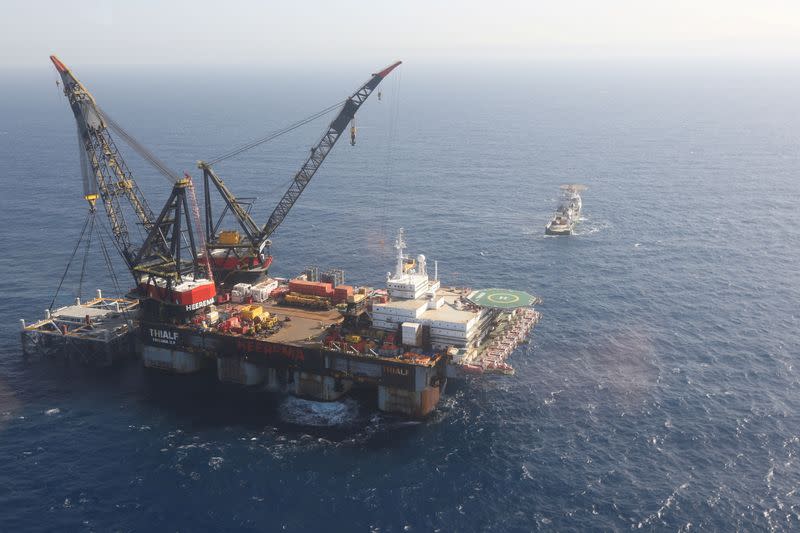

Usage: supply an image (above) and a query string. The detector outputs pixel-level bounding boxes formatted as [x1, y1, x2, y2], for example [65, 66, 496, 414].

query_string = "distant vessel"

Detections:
[545, 185, 586, 235]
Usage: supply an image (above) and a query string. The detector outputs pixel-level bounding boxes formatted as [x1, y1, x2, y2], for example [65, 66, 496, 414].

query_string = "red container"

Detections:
[271, 287, 289, 298]
[140, 280, 216, 307]
[289, 279, 334, 297]
[210, 254, 272, 270]
[172, 281, 216, 306]
[333, 285, 353, 303]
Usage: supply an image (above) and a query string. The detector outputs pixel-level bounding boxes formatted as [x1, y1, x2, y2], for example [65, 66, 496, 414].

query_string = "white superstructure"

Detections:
[371, 229, 492, 351]
[385, 229, 440, 300]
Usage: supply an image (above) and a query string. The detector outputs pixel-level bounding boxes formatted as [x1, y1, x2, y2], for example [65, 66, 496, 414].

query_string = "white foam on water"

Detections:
[521, 463, 534, 480]
[635, 482, 689, 528]
[278, 396, 358, 427]
[44, 408, 60, 416]
[208, 456, 224, 470]
[572, 217, 610, 236]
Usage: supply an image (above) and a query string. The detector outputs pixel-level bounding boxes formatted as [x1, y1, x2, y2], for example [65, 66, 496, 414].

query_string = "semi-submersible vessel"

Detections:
[19, 56, 540, 417]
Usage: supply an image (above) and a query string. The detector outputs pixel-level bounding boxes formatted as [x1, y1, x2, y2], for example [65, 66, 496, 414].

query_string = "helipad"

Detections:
[467, 288, 538, 309]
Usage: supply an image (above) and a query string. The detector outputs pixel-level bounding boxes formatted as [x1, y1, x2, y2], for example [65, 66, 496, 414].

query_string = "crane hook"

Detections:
[350, 119, 356, 146]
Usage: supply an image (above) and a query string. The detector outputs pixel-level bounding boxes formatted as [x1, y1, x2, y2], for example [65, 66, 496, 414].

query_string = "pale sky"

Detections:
[2, 0, 799, 67]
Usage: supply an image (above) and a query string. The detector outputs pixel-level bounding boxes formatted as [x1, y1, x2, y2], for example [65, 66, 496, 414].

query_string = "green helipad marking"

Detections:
[467, 288, 538, 309]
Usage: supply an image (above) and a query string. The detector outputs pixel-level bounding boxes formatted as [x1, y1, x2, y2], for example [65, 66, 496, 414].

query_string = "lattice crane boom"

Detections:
[50, 55, 156, 270]
[197, 61, 401, 279]
[258, 61, 401, 248]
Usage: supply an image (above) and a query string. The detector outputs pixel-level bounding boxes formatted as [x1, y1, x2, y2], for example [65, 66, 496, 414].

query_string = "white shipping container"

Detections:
[253, 279, 279, 291]
[233, 283, 252, 296]
[250, 279, 279, 302]
[402, 322, 422, 347]
[250, 288, 269, 302]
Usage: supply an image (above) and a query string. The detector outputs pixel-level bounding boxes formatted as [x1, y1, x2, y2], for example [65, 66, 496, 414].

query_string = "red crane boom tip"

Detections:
[50, 55, 68, 73]
[374, 60, 402, 79]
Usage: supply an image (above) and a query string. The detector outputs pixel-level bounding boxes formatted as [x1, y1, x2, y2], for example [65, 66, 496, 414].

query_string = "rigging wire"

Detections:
[95, 216, 134, 326]
[186, 177, 214, 282]
[380, 68, 402, 256]
[48, 207, 132, 322]
[94, 204, 132, 285]
[98, 107, 180, 183]
[78, 213, 96, 300]
[49, 211, 93, 310]
[206, 99, 346, 165]
[96, 215, 130, 297]
[95, 107, 176, 247]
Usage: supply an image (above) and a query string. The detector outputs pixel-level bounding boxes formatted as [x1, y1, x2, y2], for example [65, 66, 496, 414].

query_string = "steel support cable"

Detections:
[97, 107, 179, 183]
[78, 213, 96, 300]
[96, 216, 128, 296]
[380, 70, 402, 255]
[50, 211, 93, 310]
[186, 178, 214, 282]
[96, 209, 134, 284]
[206, 100, 346, 165]
[95, 217, 130, 322]
[95, 216, 136, 329]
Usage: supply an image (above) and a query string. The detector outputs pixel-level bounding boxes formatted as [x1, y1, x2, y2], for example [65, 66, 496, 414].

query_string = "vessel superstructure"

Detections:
[545, 184, 586, 235]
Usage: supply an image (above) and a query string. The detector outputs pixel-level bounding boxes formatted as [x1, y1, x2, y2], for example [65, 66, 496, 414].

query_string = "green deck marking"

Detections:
[467, 288, 538, 309]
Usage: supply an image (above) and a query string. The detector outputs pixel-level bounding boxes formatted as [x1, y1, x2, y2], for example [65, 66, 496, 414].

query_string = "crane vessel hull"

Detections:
[33, 56, 541, 417]
[132, 269, 540, 417]
[23, 250, 540, 417]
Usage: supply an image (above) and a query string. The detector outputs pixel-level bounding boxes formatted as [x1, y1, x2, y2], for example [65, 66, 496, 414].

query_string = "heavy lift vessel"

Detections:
[21, 56, 541, 417]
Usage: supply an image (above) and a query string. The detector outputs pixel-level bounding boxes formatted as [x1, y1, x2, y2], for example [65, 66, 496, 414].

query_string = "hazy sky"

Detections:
[2, 0, 799, 67]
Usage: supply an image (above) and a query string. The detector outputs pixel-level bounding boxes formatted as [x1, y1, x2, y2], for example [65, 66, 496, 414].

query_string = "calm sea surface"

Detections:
[0, 61, 799, 531]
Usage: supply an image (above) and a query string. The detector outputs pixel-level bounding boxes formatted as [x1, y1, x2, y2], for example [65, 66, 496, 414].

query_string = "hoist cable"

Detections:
[49, 210, 93, 311]
[206, 100, 345, 165]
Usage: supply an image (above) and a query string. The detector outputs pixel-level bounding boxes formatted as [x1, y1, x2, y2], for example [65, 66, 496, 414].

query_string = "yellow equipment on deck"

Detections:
[218, 230, 241, 245]
[284, 292, 331, 309]
[347, 293, 366, 304]
[240, 305, 265, 321]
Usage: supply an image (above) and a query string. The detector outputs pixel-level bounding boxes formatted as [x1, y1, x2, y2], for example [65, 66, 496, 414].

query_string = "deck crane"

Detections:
[50, 55, 157, 270]
[197, 61, 401, 286]
[51, 56, 215, 313]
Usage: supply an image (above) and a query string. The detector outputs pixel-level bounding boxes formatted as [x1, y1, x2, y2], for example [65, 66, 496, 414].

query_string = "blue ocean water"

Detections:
[0, 61, 799, 531]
